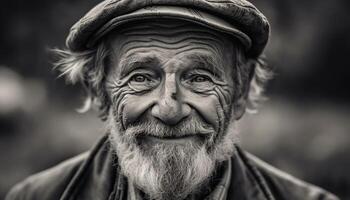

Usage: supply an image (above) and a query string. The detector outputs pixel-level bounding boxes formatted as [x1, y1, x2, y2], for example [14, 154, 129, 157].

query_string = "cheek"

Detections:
[213, 86, 234, 117]
[118, 92, 156, 128]
[108, 76, 157, 129]
[109, 86, 133, 129]
[184, 86, 233, 132]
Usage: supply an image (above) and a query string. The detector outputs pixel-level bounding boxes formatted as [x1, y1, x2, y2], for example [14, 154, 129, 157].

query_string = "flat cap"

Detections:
[66, 0, 270, 58]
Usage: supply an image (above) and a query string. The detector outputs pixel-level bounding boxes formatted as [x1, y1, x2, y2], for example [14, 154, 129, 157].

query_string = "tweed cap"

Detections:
[66, 0, 270, 58]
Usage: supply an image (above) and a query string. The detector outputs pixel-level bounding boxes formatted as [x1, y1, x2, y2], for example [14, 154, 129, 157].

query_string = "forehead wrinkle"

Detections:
[119, 39, 153, 51]
[188, 41, 222, 56]
[121, 39, 220, 53]
[123, 44, 197, 54]
[118, 36, 225, 57]
[123, 48, 163, 59]
[173, 46, 217, 57]
[110, 21, 230, 54]
[148, 36, 224, 46]
[120, 35, 225, 46]
[124, 45, 217, 61]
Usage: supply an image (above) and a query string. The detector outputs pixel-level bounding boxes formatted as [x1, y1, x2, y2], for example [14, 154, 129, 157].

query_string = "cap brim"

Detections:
[87, 6, 252, 50]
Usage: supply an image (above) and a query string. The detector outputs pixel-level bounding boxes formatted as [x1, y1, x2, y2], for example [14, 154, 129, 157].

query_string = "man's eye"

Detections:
[127, 73, 159, 92]
[131, 75, 149, 82]
[191, 75, 211, 83]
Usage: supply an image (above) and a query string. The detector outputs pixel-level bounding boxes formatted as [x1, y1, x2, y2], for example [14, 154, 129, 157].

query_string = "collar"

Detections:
[60, 134, 275, 200]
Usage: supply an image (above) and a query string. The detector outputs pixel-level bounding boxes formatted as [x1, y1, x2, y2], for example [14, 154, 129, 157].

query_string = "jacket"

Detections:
[6, 134, 339, 200]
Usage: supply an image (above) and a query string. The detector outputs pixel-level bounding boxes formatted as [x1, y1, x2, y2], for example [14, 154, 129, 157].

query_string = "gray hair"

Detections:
[53, 41, 273, 120]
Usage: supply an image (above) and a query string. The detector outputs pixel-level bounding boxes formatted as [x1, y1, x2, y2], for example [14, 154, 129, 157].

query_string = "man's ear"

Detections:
[233, 95, 247, 120]
[232, 61, 254, 120]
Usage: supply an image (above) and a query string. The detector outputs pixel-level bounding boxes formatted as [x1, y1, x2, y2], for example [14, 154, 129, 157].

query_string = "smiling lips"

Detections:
[140, 134, 206, 144]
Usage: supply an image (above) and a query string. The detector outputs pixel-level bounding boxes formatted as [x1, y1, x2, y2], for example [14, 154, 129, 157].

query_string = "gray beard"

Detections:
[107, 112, 238, 200]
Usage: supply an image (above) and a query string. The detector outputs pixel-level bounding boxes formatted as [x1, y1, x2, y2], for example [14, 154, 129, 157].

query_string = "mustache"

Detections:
[124, 115, 215, 138]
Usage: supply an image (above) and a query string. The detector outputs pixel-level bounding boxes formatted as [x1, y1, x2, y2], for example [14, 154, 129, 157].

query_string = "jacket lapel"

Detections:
[60, 135, 125, 200]
[227, 146, 275, 200]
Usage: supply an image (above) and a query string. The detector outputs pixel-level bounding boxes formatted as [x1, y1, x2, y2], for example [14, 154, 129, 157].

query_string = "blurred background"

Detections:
[0, 0, 349, 199]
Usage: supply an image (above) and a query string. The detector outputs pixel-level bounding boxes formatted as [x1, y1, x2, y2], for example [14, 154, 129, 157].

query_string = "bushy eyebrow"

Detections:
[118, 52, 225, 78]
[184, 53, 224, 77]
[119, 54, 160, 77]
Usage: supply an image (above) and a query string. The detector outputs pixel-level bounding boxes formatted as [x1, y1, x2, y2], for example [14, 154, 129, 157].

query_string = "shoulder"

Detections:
[5, 152, 89, 200]
[245, 153, 339, 200]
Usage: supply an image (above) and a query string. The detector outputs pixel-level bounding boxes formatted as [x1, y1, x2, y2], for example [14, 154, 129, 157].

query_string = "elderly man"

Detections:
[6, 0, 339, 200]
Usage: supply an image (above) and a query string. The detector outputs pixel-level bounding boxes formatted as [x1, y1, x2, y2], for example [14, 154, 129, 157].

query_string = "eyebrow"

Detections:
[184, 53, 224, 77]
[118, 52, 224, 78]
[119, 54, 160, 77]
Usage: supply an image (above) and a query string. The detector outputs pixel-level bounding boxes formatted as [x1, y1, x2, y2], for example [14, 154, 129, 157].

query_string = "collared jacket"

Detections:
[6, 134, 339, 200]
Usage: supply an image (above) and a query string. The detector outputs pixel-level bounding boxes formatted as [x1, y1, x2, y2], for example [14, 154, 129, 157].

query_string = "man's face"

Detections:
[106, 20, 242, 200]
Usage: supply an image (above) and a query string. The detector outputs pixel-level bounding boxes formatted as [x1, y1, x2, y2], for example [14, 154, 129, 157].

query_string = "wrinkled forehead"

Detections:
[106, 19, 237, 63]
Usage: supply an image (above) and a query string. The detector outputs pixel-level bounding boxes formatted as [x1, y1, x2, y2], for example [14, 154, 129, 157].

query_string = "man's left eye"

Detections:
[131, 75, 149, 82]
[191, 75, 211, 83]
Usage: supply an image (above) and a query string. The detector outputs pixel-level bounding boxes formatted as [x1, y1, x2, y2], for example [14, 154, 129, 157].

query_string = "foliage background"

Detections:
[0, 0, 349, 199]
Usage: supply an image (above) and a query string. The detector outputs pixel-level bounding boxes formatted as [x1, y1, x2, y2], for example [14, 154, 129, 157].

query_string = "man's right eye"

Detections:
[128, 73, 159, 92]
[131, 74, 149, 83]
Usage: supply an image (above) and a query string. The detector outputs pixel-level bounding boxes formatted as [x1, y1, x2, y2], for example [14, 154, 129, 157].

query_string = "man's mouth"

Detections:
[139, 134, 205, 145]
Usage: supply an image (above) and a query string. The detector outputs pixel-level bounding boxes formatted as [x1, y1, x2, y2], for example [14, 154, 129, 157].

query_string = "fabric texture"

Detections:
[5, 134, 339, 200]
[66, 0, 270, 58]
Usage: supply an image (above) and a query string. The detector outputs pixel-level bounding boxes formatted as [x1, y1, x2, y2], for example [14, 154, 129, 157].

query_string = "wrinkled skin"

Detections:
[105, 20, 246, 200]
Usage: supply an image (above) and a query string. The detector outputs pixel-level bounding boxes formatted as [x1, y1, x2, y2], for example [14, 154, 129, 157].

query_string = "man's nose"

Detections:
[151, 74, 191, 125]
